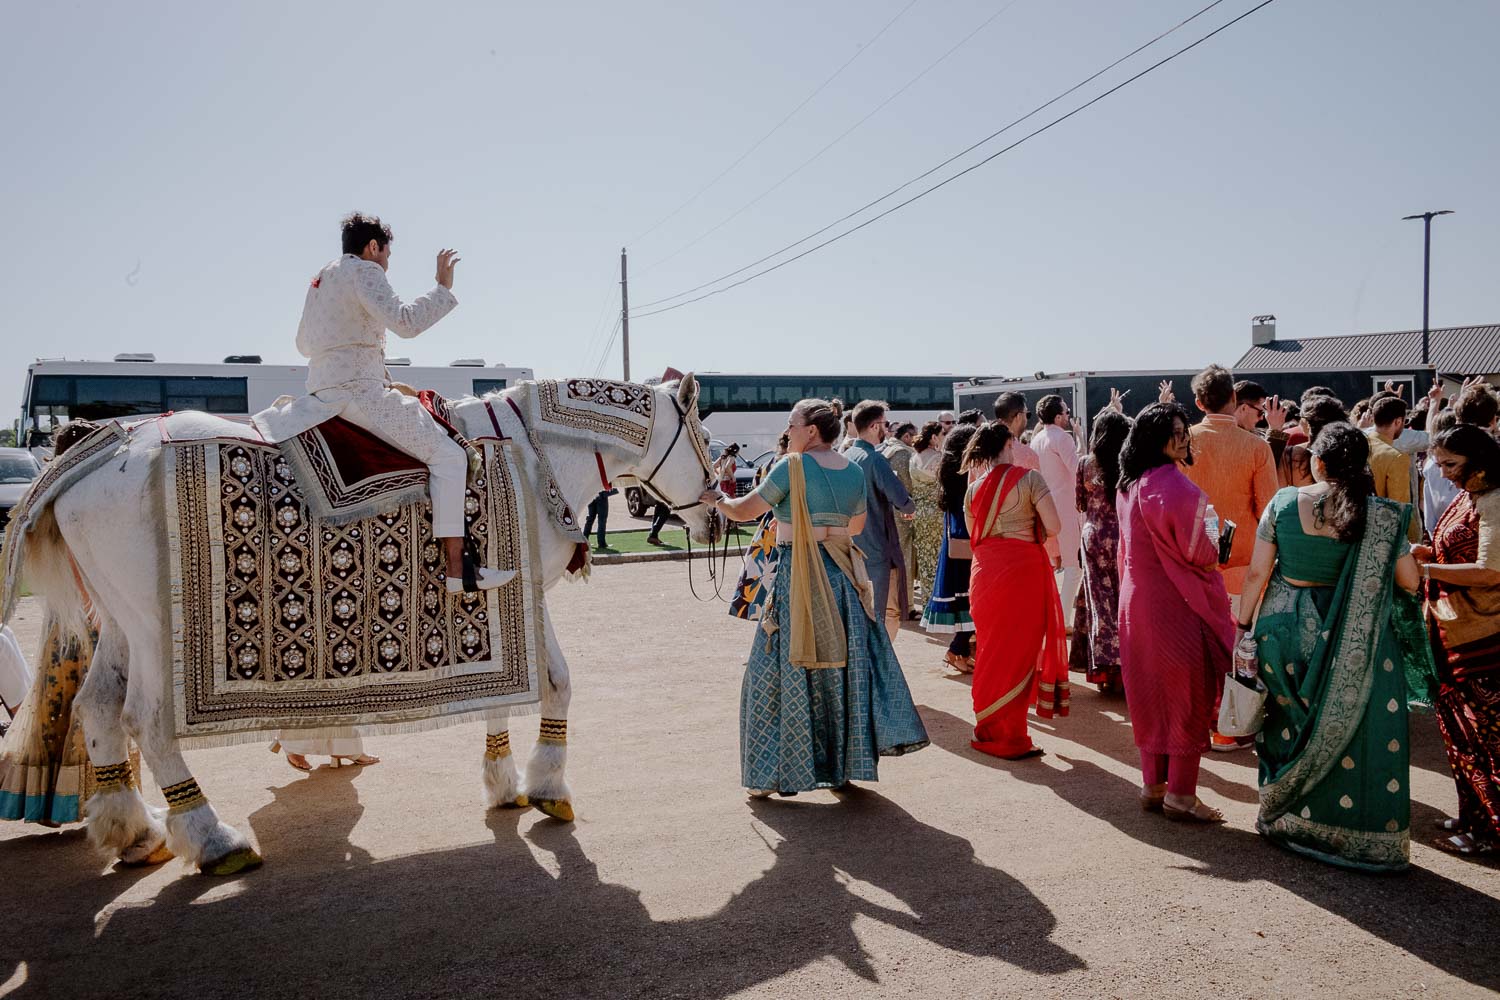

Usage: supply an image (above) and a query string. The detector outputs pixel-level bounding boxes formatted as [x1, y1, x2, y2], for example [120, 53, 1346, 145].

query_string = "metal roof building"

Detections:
[1235, 322, 1500, 376]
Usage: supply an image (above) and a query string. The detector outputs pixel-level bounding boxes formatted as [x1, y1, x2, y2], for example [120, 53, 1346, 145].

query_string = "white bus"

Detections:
[17, 354, 534, 452]
[691, 372, 978, 463]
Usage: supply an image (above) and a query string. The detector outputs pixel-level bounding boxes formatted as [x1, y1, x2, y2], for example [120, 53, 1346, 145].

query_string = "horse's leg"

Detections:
[75, 619, 170, 866]
[524, 612, 573, 822]
[119, 620, 260, 875]
[481, 711, 527, 809]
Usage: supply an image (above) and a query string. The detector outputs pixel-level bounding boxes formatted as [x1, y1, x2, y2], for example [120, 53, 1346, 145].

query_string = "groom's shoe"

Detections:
[446, 567, 515, 594]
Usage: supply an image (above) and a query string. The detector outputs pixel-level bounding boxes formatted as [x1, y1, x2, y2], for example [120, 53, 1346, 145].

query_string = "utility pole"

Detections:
[619, 247, 631, 382]
[1401, 210, 1453, 366]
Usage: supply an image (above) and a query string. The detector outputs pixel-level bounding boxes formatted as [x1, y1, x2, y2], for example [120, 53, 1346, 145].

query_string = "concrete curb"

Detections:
[591, 546, 750, 566]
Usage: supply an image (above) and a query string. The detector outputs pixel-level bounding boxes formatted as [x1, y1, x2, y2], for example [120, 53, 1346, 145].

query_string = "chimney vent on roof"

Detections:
[1252, 315, 1277, 347]
[450, 358, 485, 367]
[223, 355, 262, 364]
[114, 352, 156, 363]
[385, 357, 412, 366]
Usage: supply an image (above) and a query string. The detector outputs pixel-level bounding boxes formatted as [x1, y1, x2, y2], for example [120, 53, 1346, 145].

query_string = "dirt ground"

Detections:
[2, 562, 1498, 999]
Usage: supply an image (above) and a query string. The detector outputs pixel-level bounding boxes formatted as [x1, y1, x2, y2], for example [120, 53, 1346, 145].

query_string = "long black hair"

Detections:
[1118, 403, 1189, 493]
[1308, 422, 1372, 543]
[1088, 410, 1133, 498]
[938, 424, 978, 513]
[960, 422, 1013, 474]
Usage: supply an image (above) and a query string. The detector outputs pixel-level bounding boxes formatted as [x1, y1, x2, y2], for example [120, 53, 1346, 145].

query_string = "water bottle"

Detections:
[1204, 503, 1220, 547]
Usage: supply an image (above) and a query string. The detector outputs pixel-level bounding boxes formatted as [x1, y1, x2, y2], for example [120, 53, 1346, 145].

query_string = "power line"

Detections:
[632, 0, 1236, 314]
[627, 0, 919, 249]
[578, 278, 622, 373]
[639, 0, 1026, 275]
[593, 314, 623, 377]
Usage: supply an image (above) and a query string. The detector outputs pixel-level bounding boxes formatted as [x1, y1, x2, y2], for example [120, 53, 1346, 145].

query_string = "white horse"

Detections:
[12, 376, 716, 874]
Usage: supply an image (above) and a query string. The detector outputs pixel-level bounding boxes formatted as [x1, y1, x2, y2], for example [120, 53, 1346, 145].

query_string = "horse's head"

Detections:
[629, 374, 717, 544]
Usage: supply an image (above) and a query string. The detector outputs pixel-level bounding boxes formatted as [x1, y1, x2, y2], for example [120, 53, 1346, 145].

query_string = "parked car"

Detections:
[624, 440, 757, 518]
[0, 448, 42, 539]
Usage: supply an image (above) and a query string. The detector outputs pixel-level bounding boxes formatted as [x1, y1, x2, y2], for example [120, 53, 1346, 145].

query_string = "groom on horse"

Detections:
[295, 212, 510, 593]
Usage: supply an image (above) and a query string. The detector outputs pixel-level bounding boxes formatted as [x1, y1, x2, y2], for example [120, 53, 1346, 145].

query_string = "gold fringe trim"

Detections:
[538, 718, 568, 746]
[485, 731, 512, 760]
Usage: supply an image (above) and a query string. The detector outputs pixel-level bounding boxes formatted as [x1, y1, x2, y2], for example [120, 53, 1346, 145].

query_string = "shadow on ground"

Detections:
[918, 703, 1500, 993]
[0, 783, 1083, 999]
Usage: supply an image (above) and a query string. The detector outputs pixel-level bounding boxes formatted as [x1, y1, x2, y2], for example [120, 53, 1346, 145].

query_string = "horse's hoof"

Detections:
[535, 799, 574, 822]
[119, 843, 175, 867]
[507, 794, 530, 809]
[201, 847, 263, 876]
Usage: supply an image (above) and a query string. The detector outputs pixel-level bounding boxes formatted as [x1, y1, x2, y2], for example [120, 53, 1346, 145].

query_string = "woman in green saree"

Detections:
[1238, 423, 1429, 871]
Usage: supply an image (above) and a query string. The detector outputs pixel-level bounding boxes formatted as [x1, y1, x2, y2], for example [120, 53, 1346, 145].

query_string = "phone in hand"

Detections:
[1218, 520, 1237, 565]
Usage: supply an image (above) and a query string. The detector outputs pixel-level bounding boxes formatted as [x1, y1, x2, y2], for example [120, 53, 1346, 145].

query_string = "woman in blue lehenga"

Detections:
[705, 399, 929, 796]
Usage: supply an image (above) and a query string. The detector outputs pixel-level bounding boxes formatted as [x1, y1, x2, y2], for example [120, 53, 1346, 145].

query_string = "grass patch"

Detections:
[591, 527, 689, 555]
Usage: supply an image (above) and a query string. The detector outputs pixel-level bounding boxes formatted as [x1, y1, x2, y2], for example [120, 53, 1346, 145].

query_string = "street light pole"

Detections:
[1401, 210, 1454, 366]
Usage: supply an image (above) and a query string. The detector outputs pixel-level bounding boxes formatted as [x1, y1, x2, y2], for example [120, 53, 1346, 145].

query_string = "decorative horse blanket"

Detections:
[162, 429, 543, 748]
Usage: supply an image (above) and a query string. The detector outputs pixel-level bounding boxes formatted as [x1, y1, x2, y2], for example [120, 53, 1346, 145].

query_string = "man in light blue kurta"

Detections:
[845, 401, 915, 641]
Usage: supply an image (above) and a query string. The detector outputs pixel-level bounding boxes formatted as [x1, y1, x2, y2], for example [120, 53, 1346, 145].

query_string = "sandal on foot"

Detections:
[1002, 747, 1045, 761]
[1163, 797, 1225, 824]
[285, 753, 312, 772]
[1435, 817, 1467, 833]
[943, 651, 973, 674]
[1140, 784, 1167, 813]
[747, 788, 775, 799]
[1433, 833, 1494, 856]
[329, 754, 380, 768]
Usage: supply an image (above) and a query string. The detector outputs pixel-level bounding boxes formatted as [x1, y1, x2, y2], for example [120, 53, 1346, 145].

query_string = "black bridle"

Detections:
[623, 389, 750, 601]
[627, 394, 713, 513]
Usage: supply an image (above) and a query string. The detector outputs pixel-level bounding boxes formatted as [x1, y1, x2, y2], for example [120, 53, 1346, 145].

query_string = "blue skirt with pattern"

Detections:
[740, 546, 930, 792]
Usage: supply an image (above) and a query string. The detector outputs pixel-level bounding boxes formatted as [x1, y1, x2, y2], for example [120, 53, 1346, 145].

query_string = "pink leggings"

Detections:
[1139, 751, 1202, 798]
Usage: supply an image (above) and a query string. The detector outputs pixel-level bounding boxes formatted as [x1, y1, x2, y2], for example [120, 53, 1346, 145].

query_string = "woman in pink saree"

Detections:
[1116, 403, 1234, 823]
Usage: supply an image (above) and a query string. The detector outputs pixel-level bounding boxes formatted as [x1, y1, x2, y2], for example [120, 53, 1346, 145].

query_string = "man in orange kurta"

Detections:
[1181, 366, 1279, 601]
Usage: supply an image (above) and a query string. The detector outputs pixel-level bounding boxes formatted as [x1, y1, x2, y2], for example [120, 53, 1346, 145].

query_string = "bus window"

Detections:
[471, 378, 507, 396]
[164, 377, 247, 413]
[71, 376, 161, 418]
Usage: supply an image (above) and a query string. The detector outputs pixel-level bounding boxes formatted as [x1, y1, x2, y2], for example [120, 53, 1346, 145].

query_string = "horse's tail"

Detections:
[6, 505, 92, 646]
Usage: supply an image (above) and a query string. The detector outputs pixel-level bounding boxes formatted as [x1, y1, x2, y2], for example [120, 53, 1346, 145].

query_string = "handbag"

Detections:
[1217, 673, 1267, 737]
[946, 536, 972, 560]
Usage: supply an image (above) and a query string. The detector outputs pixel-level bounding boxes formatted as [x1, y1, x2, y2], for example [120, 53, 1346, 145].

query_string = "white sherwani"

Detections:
[290, 254, 468, 536]
[1033, 423, 1083, 624]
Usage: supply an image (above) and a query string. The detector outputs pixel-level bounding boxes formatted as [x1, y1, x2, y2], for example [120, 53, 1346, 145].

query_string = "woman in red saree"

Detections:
[1417, 424, 1500, 856]
[1117, 403, 1234, 823]
[964, 423, 1068, 759]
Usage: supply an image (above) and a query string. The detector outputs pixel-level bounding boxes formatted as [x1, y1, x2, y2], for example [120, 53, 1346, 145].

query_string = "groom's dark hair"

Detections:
[341, 212, 394, 255]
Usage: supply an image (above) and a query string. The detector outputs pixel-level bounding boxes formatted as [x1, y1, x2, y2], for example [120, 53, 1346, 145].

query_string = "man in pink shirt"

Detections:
[1031, 394, 1083, 625]
[992, 392, 1041, 471]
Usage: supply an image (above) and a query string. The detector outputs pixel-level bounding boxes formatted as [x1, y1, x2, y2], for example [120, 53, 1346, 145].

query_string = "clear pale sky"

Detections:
[3, 1, 1496, 425]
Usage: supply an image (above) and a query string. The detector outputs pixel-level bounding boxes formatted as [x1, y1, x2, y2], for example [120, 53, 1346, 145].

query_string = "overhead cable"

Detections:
[627, 0, 919, 248]
[632, 0, 1242, 315]
[639, 0, 1028, 275]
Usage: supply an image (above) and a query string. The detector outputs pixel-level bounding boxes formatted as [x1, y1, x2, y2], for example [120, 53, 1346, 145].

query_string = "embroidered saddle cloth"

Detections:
[161, 431, 543, 748]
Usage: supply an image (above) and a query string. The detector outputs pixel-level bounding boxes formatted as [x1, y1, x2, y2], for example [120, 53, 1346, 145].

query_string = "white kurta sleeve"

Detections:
[351, 261, 458, 340]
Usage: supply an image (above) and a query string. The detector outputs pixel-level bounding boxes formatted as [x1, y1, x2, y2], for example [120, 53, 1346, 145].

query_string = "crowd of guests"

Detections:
[708, 371, 1500, 871]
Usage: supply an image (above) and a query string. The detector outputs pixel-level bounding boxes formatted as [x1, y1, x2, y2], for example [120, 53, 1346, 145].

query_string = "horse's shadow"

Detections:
[919, 703, 1500, 993]
[2, 787, 1083, 998]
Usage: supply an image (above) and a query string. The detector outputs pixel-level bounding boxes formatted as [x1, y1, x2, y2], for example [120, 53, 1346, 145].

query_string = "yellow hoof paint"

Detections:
[537, 799, 574, 822]
[203, 848, 263, 876]
[511, 794, 530, 809]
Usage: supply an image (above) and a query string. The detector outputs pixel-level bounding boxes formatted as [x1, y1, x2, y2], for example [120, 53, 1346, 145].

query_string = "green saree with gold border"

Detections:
[1255, 496, 1431, 872]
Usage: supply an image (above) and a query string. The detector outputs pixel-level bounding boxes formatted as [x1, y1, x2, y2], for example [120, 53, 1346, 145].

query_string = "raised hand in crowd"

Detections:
[1157, 380, 1174, 405]
[1107, 388, 1129, 413]
[1264, 395, 1287, 432]
[1383, 380, 1405, 398]
[1428, 378, 1444, 406]
[435, 248, 461, 289]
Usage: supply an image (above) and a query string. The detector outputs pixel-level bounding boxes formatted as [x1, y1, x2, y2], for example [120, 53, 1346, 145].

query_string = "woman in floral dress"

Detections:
[1074, 409, 1131, 693]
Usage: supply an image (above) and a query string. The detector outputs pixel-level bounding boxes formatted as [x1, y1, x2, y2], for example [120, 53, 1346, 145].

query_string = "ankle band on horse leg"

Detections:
[161, 777, 209, 815]
[538, 719, 567, 746]
[92, 761, 136, 794]
[485, 731, 512, 760]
